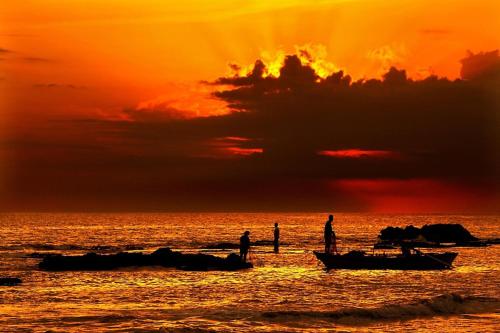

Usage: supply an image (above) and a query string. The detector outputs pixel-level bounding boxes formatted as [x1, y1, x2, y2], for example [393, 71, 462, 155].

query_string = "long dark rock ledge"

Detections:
[39, 247, 253, 271]
[0, 277, 22, 286]
[375, 223, 494, 248]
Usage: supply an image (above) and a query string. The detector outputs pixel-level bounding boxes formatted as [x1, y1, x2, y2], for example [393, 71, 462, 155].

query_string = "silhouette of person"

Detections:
[324, 215, 337, 254]
[273, 223, 280, 253]
[240, 231, 251, 262]
[401, 242, 412, 257]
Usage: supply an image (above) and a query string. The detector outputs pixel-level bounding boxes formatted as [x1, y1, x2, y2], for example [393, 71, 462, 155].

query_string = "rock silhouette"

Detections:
[0, 277, 22, 286]
[39, 247, 253, 271]
[376, 223, 489, 247]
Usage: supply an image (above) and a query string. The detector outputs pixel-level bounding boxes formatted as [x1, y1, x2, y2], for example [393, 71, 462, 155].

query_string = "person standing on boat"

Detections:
[240, 231, 251, 262]
[400, 242, 412, 257]
[324, 215, 337, 254]
[273, 223, 280, 253]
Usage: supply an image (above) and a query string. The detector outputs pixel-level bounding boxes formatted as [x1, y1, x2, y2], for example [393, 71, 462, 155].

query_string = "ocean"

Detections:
[0, 213, 498, 332]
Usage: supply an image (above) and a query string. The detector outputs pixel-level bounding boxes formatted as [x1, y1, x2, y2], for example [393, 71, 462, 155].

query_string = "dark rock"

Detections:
[379, 224, 478, 242]
[176, 253, 252, 271]
[345, 250, 366, 257]
[0, 277, 22, 286]
[151, 247, 173, 256]
[420, 224, 478, 243]
[379, 225, 422, 241]
[39, 247, 253, 271]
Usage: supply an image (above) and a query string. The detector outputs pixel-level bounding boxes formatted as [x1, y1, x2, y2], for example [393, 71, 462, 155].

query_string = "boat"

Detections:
[313, 250, 458, 270]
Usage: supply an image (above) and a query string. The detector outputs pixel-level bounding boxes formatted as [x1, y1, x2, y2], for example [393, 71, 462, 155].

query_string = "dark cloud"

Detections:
[0, 48, 56, 63]
[123, 106, 189, 121]
[21, 56, 55, 63]
[2, 51, 499, 211]
[420, 29, 451, 35]
[211, 54, 497, 180]
[33, 83, 86, 89]
[0, 47, 12, 62]
[460, 50, 500, 81]
[215, 60, 267, 86]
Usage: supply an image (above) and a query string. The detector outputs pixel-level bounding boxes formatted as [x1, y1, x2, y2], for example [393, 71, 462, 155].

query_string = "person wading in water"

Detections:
[324, 215, 337, 254]
[240, 231, 251, 262]
[273, 223, 280, 253]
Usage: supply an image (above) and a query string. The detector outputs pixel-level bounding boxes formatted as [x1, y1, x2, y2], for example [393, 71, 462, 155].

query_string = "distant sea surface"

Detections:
[0, 213, 499, 332]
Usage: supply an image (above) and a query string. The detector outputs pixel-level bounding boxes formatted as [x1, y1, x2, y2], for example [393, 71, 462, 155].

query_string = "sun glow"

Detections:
[228, 44, 340, 79]
[335, 179, 496, 213]
[319, 149, 398, 159]
[132, 83, 231, 119]
[1, 0, 499, 213]
[3, 0, 499, 122]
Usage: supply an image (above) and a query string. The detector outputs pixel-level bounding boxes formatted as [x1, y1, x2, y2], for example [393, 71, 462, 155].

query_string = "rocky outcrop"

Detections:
[0, 277, 22, 286]
[420, 224, 478, 243]
[377, 223, 487, 247]
[38, 247, 252, 271]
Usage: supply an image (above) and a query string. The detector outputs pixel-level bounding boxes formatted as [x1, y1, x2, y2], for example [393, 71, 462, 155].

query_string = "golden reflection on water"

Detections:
[0, 213, 498, 332]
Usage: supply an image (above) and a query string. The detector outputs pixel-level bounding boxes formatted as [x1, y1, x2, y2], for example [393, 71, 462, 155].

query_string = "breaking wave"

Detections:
[262, 294, 499, 324]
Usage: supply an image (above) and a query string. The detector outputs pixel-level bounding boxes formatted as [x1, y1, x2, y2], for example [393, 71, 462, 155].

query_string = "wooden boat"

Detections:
[313, 250, 458, 270]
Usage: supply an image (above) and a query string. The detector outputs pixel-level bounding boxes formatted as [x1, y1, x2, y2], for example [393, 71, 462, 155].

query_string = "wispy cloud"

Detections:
[420, 28, 451, 35]
[33, 83, 86, 89]
[21, 56, 56, 63]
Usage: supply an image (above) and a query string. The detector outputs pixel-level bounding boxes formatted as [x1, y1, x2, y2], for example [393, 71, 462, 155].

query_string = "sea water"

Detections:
[0, 213, 498, 332]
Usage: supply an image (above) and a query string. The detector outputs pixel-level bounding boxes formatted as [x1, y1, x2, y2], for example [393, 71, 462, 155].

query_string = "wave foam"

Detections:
[262, 294, 499, 324]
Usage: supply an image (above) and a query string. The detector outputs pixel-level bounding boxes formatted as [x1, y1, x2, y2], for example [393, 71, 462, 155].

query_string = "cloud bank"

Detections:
[2, 50, 499, 212]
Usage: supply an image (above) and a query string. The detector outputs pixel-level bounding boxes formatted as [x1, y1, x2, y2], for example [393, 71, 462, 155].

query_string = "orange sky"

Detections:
[2, 0, 499, 119]
[1, 1, 499, 212]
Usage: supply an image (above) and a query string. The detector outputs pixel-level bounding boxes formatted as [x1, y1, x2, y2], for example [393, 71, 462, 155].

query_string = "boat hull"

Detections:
[313, 251, 457, 270]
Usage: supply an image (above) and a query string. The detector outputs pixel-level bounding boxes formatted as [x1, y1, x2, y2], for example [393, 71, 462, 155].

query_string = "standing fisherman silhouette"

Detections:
[324, 215, 337, 254]
[273, 223, 280, 253]
[240, 231, 251, 262]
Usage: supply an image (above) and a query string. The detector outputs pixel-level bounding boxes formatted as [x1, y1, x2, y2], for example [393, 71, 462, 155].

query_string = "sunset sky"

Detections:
[1, 0, 499, 212]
